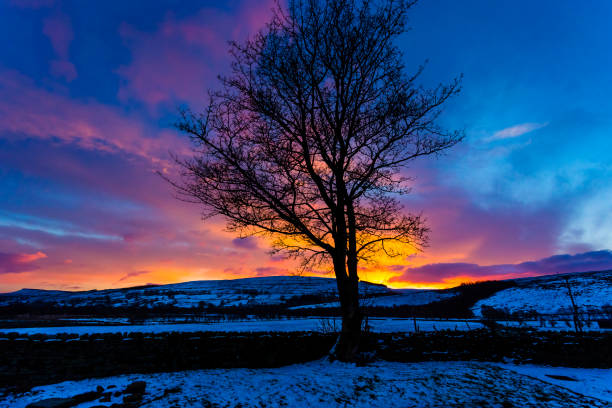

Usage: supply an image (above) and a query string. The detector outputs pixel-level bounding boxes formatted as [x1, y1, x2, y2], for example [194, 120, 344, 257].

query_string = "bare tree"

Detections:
[563, 277, 583, 334]
[170, 0, 463, 361]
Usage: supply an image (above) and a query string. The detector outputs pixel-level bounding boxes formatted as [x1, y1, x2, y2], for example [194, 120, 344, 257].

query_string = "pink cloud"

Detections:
[0, 70, 189, 163]
[43, 13, 72, 58]
[389, 250, 612, 285]
[254, 266, 291, 277]
[50, 60, 77, 82]
[0, 251, 47, 274]
[116, 26, 211, 108]
[15, 251, 47, 263]
[399, 162, 562, 267]
[116, 1, 276, 109]
[42, 13, 77, 81]
[232, 236, 259, 250]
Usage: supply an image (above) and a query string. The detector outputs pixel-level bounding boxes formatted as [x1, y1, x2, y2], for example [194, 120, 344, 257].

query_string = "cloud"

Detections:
[0, 70, 188, 162]
[42, 12, 77, 81]
[116, 1, 275, 109]
[0, 211, 124, 242]
[485, 122, 548, 142]
[390, 250, 612, 285]
[0, 251, 47, 274]
[14, 251, 47, 263]
[43, 13, 72, 58]
[559, 185, 612, 252]
[400, 178, 564, 266]
[254, 266, 290, 277]
[232, 237, 259, 250]
[117, 269, 151, 282]
[49, 60, 77, 82]
[116, 21, 211, 109]
[444, 111, 612, 219]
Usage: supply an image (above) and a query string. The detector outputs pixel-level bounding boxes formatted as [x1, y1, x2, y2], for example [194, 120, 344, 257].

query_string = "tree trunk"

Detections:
[332, 259, 362, 361]
[330, 176, 362, 361]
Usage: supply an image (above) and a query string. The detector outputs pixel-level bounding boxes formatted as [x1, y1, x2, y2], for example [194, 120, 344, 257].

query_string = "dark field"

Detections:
[2, 328, 610, 395]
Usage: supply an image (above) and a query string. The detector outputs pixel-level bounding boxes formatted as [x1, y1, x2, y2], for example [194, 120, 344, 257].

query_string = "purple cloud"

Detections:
[390, 250, 612, 285]
[254, 266, 290, 277]
[232, 237, 259, 250]
[116, 1, 275, 109]
[117, 270, 151, 282]
[0, 70, 189, 162]
[43, 12, 77, 81]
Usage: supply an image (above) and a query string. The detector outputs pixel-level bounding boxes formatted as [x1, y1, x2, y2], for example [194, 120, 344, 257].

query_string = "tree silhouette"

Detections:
[171, 0, 462, 361]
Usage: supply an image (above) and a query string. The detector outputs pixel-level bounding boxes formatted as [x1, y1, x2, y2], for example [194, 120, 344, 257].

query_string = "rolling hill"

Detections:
[1, 270, 610, 319]
[472, 269, 612, 316]
[0, 276, 390, 309]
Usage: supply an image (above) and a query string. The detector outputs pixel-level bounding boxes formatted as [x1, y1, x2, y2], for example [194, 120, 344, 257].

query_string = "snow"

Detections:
[364, 291, 456, 306]
[3, 316, 608, 337]
[292, 290, 456, 309]
[2, 360, 609, 407]
[497, 363, 612, 404]
[473, 270, 612, 316]
[0, 317, 484, 336]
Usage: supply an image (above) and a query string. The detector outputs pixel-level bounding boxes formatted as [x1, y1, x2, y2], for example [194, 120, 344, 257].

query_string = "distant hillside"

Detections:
[2, 270, 610, 319]
[0, 276, 390, 310]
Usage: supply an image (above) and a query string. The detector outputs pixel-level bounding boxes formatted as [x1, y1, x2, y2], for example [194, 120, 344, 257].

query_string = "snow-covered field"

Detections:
[473, 270, 612, 316]
[3, 315, 611, 337]
[0, 317, 485, 336]
[292, 290, 456, 309]
[498, 364, 612, 404]
[3, 360, 610, 408]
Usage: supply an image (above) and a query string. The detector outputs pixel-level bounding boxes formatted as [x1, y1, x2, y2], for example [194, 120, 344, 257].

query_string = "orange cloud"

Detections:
[15, 251, 48, 263]
[0, 251, 48, 275]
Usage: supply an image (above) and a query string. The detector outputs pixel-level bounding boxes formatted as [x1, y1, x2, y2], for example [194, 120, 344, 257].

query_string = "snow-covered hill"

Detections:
[291, 289, 456, 309]
[473, 270, 612, 316]
[2, 269, 611, 316]
[0, 276, 390, 309]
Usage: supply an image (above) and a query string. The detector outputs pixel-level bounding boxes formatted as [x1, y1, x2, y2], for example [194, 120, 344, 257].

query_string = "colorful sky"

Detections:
[1, 0, 612, 292]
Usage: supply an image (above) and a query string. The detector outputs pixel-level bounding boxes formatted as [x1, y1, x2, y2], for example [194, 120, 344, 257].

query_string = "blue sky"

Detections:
[1, 0, 611, 291]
